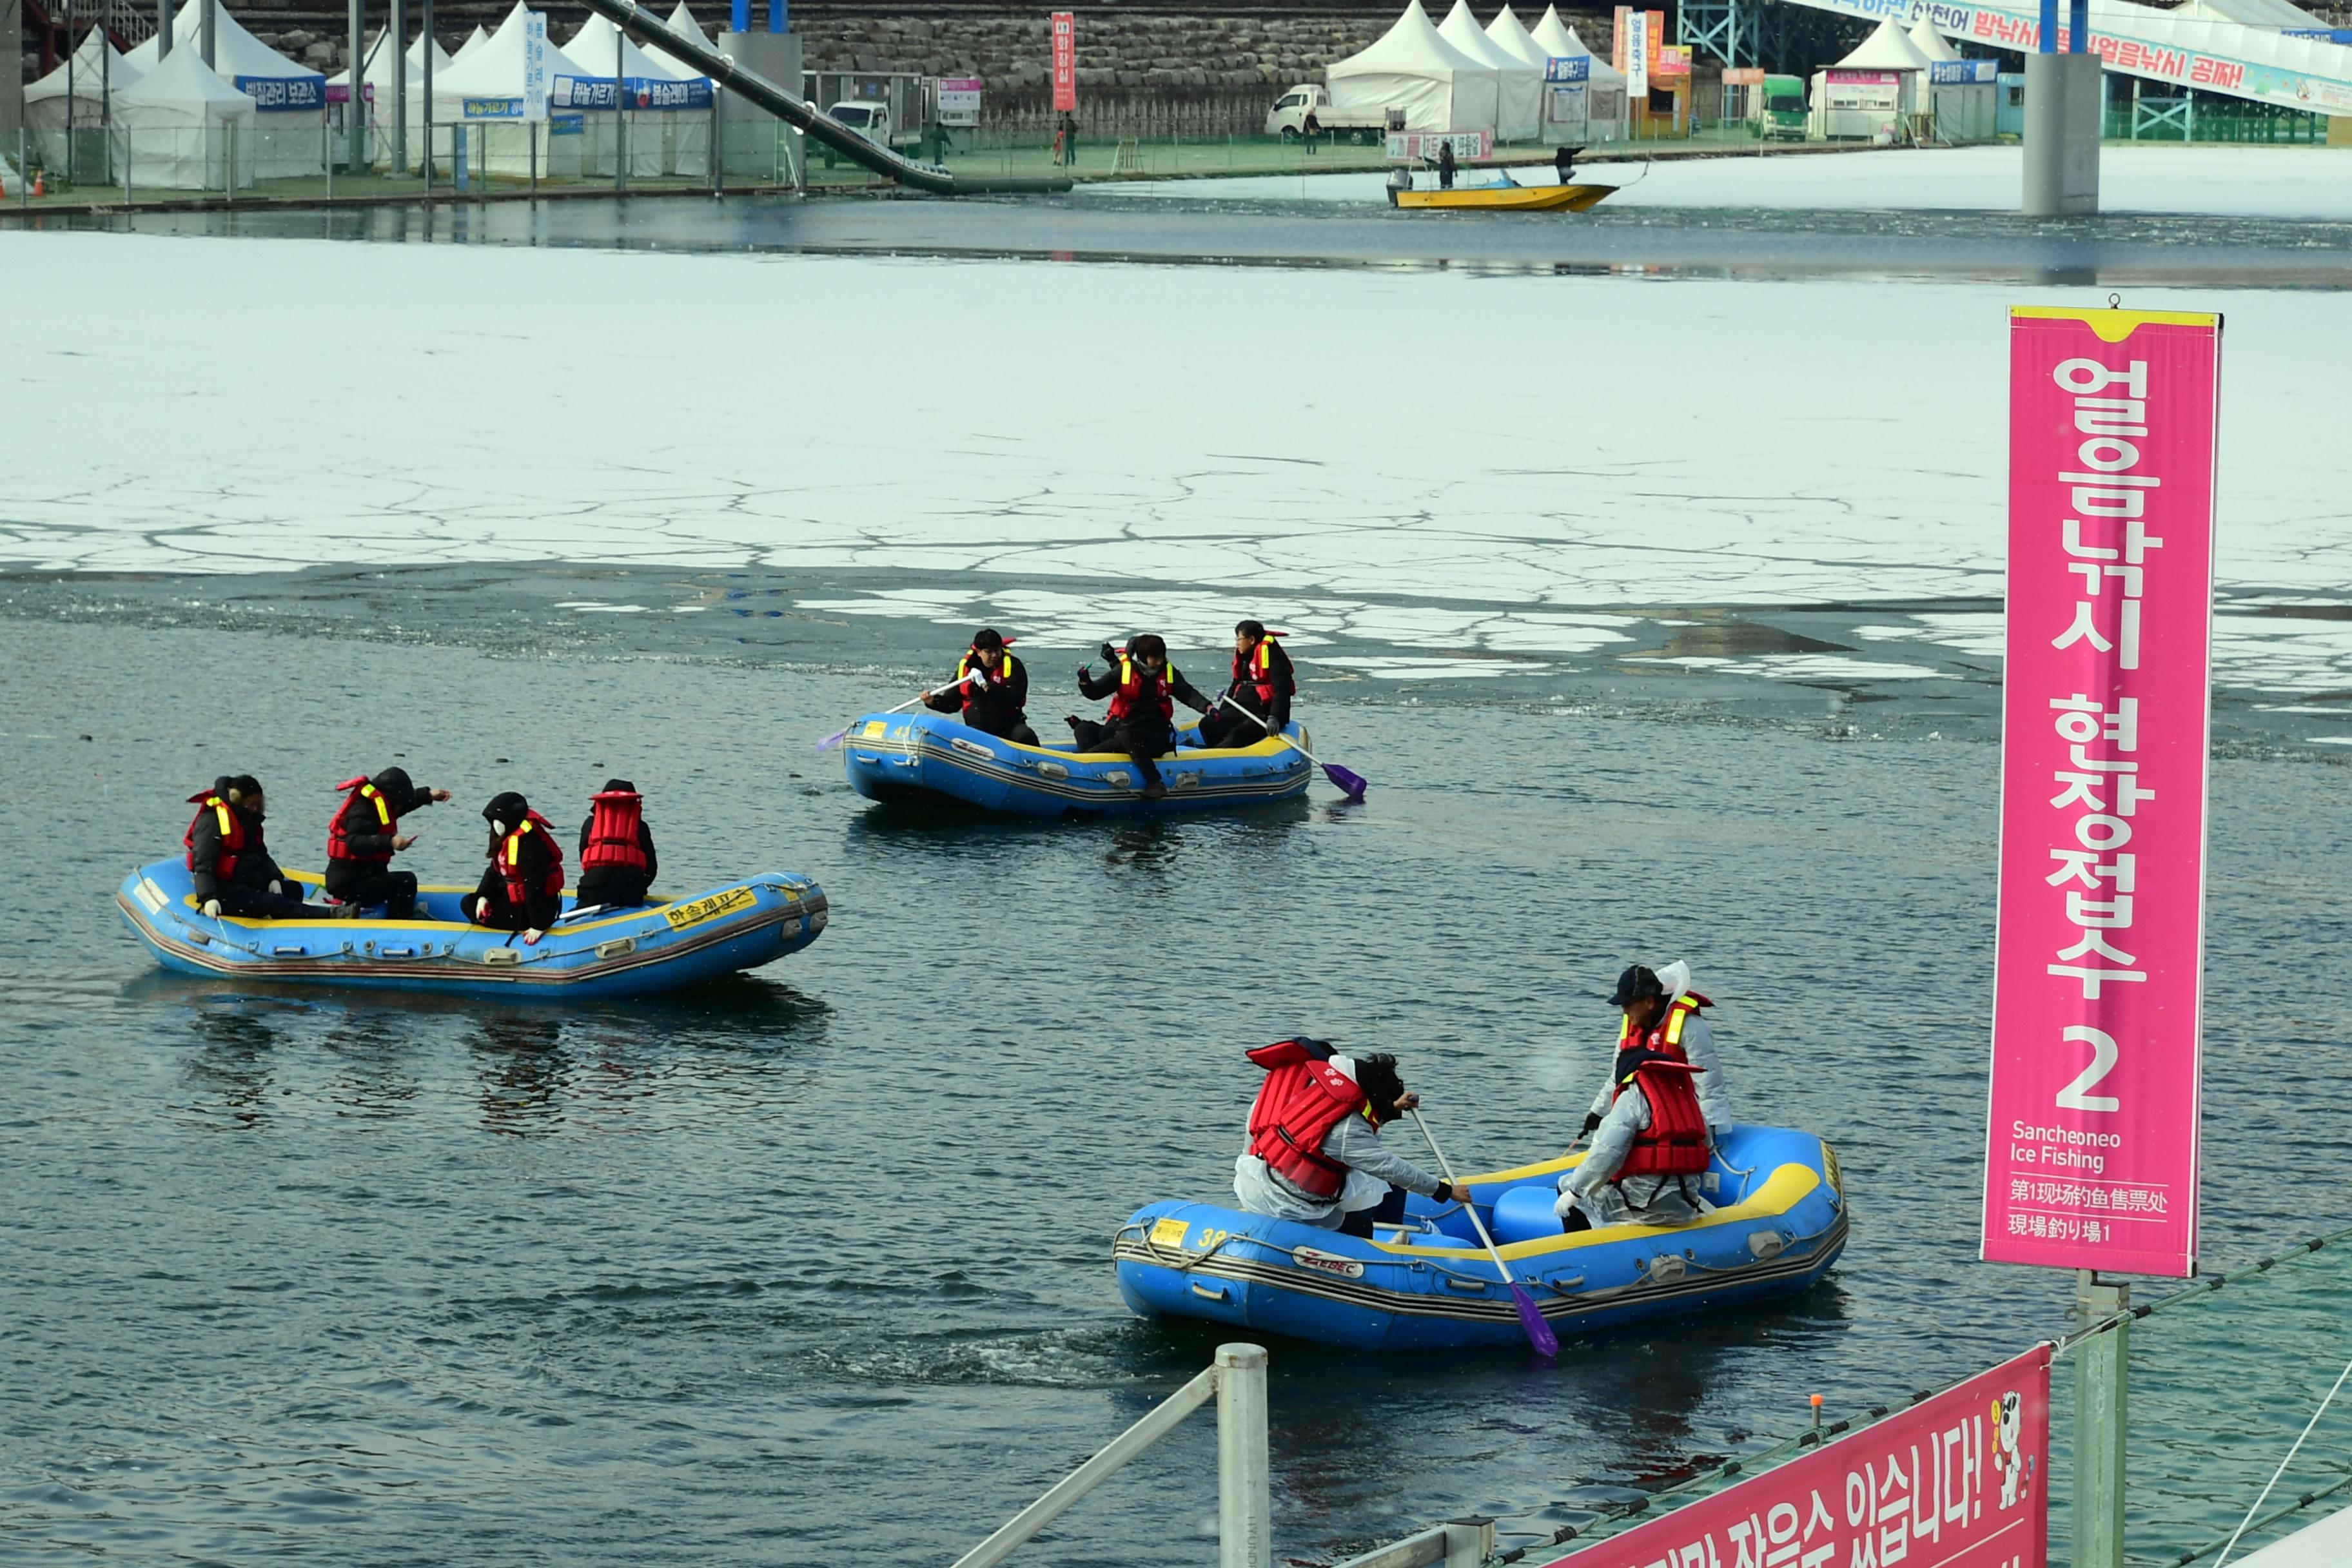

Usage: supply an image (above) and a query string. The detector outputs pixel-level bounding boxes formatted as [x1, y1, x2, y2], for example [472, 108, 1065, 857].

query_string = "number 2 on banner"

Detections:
[2055, 1025, 2121, 1112]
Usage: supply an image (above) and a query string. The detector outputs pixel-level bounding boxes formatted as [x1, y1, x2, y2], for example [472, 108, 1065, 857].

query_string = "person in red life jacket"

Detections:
[1067, 633, 1213, 799]
[576, 778, 659, 909]
[1197, 619, 1297, 749]
[1233, 1037, 1468, 1238]
[184, 774, 314, 919]
[469, 790, 565, 941]
[324, 766, 451, 919]
[1553, 965, 1721, 1231]
[921, 628, 1038, 745]
[1578, 961, 1731, 1142]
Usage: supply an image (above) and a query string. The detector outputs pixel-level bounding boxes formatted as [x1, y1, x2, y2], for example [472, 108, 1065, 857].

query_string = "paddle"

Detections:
[1206, 696, 1368, 802]
[1408, 1108, 1559, 1358]
[816, 674, 975, 752]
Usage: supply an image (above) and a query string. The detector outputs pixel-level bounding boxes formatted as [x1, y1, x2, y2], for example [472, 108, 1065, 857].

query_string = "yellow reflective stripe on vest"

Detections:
[506, 819, 533, 867]
[1253, 641, 1271, 674]
[1663, 996, 1698, 1046]
[213, 801, 233, 834]
[362, 783, 391, 827]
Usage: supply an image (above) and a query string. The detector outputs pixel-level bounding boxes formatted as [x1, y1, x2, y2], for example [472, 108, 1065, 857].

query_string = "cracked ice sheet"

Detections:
[4, 230, 2351, 625]
[1859, 612, 2352, 694]
[1094, 144, 2352, 222]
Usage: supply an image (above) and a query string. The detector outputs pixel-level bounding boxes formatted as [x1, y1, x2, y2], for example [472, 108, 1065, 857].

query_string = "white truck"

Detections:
[1263, 83, 1395, 144]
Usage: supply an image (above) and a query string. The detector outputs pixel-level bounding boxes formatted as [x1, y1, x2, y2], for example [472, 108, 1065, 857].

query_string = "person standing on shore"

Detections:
[1057, 111, 1079, 167]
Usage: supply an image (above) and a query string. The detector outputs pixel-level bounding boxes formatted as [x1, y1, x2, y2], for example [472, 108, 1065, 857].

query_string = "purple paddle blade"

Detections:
[1511, 1284, 1560, 1357]
[815, 727, 852, 752]
[1322, 763, 1369, 801]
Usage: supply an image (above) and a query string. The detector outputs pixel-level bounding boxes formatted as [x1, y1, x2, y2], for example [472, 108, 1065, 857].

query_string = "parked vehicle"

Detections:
[1758, 74, 1808, 140]
[1264, 83, 1393, 144]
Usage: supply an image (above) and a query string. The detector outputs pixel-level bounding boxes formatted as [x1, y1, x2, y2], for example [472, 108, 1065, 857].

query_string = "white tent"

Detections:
[112, 43, 257, 188]
[124, 0, 325, 176]
[639, 4, 718, 177]
[453, 24, 492, 62]
[564, 12, 705, 176]
[1527, 5, 1627, 141]
[1440, 0, 1540, 138]
[429, 3, 595, 177]
[1908, 13, 1997, 139]
[1809, 19, 1931, 139]
[1907, 15, 1963, 61]
[641, 1, 716, 80]
[1326, 0, 1500, 135]
[328, 30, 454, 168]
[24, 30, 142, 177]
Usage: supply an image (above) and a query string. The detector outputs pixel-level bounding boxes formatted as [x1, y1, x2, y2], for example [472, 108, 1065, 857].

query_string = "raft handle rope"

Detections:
[1115, 1220, 1242, 1275]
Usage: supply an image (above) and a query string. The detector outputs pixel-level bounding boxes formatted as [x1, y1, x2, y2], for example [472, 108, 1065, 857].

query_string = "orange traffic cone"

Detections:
[32, 172, 44, 197]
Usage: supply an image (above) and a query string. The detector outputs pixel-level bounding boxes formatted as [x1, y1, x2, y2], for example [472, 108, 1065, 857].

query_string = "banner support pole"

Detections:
[2073, 1269, 2130, 1568]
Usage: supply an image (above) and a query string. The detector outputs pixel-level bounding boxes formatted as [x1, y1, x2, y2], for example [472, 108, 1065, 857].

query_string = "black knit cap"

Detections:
[1608, 965, 1665, 1007]
[483, 790, 530, 824]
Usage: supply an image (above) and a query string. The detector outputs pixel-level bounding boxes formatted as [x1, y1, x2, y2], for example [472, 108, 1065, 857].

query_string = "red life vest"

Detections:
[582, 790, 649, 872]
[1616, 991, 1712, 1062]
[1231, 635, 1280, 707]
[1244, 1039, 1369, 1199]
[957, 649, 1016, 713]
[326, 776, 397, 865]
[182, 790, 244, 883]
[498, 812, 566, 907]
[1611, 1053, 1712, 1179]
[1106, 653, 1177, 726]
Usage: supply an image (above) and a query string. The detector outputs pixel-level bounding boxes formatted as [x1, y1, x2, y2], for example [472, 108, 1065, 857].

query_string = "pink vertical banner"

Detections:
[1050, 12, 1077, 113]
[1540, 1346, 2053, 1568]
[1983, 307, 2222, 1279]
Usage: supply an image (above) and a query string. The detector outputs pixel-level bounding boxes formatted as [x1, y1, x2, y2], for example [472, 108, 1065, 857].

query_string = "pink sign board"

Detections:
[1983, 307, 2222, 1279]
[1050, 11, 1077, 113]
[1826, 68, 1902, 83]
[1543, 1346, 2053, 1568]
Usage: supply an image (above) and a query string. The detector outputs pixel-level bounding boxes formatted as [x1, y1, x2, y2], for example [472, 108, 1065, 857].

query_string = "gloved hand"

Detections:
[475, 896, 493, 922]
[1099, 642, 1119, 665]
[1580, 1112, 1603, 1137]
[523, 928, 545, 946]
[1076, 665, 1092, 685]
[268, 880, 284, 896]
[201, 899, 222, 918]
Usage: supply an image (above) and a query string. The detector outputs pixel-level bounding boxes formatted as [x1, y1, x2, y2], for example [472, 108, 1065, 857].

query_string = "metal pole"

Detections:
[2073, 1271, 2130, 1568]
[613, 25, 625, 191]
[157, 0, 170, 57]
[420, 0, 431, 194]
[66, 0, 75, 184]
[346, 0, 363, 173]
[391, 0, 405, 172]
[323, 103, 330, 197]
[529, 115, 536, 194]
[200, 0, 213, 69]
[1215, 1343, 1272, 1568]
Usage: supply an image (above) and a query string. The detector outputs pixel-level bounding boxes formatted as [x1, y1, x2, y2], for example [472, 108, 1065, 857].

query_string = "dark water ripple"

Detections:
[1, 606, 2347, 1566]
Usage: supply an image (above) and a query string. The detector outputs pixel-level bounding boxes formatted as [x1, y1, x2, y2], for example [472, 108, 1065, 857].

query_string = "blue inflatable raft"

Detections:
[116, 857, 828, 999]
[841, 711, 1311, 817]
[1113, 1125, 1847, 1352]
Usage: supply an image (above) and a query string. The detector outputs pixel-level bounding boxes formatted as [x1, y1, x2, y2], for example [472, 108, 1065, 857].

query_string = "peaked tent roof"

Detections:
[642, 1, 718, 80]
[1441, 0, 1533, 74]
[1906, 15, 1965, 60]
[1833, 18, 1936, 70]
[1529, 5, 1627, 85]
[1440, 0, 1539, 133]
[26, 27, 143, 104]
[433, 1, 593, 97]
[126, 0, 325, 84]
[327, 27, 453, 88]
[1484, 6, 1553, 69]
[1326, 0, 1502, 132]
[1331, 0, 1498, 81]
[565, 12, 680, 80]
[453, 24, 492, 61]
[116, 39, 260, 113]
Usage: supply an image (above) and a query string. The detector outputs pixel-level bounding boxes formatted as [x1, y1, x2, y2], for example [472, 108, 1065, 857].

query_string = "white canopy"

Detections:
[1485, 6, 1551, 69]
[25, 29, 142, 129]
[112, 43, 256, 187]
[565, 12, 678, 84]
[1531, 6, 1627, 88]
[1326, 0, 1500, 134]
[642, 1, 717, 81]
[431, 2, 591, 113]
[326, 27, 453, 86]
[1834, 19, 1936, 72]
[1441, 0, 1541, 137]
[454, 24, 492, 62]
[127, 0, 326, 99]
[1907, 15, 1964, 61]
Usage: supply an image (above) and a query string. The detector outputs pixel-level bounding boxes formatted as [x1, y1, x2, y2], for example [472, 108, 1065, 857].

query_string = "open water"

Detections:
[4, 565, 2351, 1567]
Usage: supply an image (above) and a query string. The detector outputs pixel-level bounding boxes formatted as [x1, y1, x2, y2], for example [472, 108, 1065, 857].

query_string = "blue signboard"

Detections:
[1928, 58, 1998, 83]
[549, 112, 587, 136]
[1544, 55, 1591, 83]
[552, 74, 714, 112]
[463, 96, 525, 119]
[235, 74, 326, 112]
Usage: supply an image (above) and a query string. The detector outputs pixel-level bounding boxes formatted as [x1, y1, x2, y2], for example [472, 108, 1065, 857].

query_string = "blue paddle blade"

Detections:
[1323, 763, 1369, 801]
[1512, 1285, 1559, 1357]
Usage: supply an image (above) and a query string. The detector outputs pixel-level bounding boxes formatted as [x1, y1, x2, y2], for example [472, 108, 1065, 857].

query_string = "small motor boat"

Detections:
[116, 857, 827, 999]
[1391, 181, 1616, 211]
[840, 710, 1311, 818]
[1113, 1124, 1847, 1352]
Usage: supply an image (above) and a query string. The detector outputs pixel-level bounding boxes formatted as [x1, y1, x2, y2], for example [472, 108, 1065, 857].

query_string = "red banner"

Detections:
[1982, 308, 2222, 1280]
[1050, 11, 1077, 113]
[1542, 1346, 2052, 1568]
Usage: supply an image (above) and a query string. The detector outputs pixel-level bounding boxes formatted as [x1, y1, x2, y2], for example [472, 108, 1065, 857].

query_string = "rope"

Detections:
[2153, 1468, 2352, 1567]
[2212, 1354, 2352, 1568]
[2057, 1219, 2352, 1355]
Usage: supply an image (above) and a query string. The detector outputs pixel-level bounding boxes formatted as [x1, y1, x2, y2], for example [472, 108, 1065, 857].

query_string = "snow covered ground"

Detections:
[1094, 144, 2352, 222]
[3, 225, 2348, 698]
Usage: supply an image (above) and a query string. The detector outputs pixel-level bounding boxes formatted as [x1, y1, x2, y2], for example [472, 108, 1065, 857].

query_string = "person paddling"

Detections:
[1234, 1037, 1469, 1238]
[922, 627, 1038, 745]
[1198, 619, 1296, 749]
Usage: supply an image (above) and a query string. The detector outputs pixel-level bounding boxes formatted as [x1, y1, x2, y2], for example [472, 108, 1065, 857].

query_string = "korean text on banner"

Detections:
[1050, 11, 1077, 113]
[523, 11, 549, 124]
[1983, 307, 2222, 1280]
[1626, 9, 1650, 96]
[1542, 1346, 2053, 1568]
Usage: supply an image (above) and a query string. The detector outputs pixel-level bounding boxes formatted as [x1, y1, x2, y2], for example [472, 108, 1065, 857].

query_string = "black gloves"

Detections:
[1581, 1112, 1603, 1137]
[1076, 665, 1092, 685]
[1099, 641, 1119, 664]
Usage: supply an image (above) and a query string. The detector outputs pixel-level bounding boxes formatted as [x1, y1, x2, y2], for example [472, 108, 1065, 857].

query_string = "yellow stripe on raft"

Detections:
[1369, 1162, 1823, 1262]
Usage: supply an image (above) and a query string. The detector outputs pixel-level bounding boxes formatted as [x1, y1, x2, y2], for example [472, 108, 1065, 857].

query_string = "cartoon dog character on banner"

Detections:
[1992, 1390, 2027, 1507]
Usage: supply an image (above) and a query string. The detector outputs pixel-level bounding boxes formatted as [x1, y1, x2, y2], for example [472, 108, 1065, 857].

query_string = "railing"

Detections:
[1331, 1519, 1496, 1568]
[952, 1342, 1273, 1568]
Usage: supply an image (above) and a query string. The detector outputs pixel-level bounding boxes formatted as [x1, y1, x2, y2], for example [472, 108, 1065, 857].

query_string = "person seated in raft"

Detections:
[921, 627, 1039, 746]
[1579, 961, 1730, 1146]
[1197, 619, 1297, 749]
[576, 779, 658, 910]
[1234, 1037, 1471, 1239]
[470, 790, 565, 943]
[1555, 1011, 1714, 1232]
[1067, 633, 1214, 800]
[184, 774, 319, 920]
[324, 766, 451, 920]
